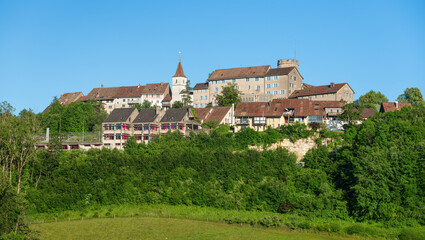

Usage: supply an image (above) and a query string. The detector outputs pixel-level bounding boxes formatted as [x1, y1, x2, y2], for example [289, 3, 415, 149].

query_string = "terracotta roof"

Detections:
[310, 101, 345, 116]
[115, 86, 145, 97]
[205, 106, 231, 122]
[194, 108, 211, 121]
[265, 67, 295, 76]
[43, 92, 85, 112]
[133, 109, 159, 123]
[302, 83, 315, 89]
[173, 62, 187, 78]
[381, 102, 412, 112]
[160, 109, 188, 122]
[235, 99, 345, 118]
[193, 83, 209, 90]
[58, 92, 84, 106]
[162, 94, 172, 102]
[104, 108, 137, 123]
[82, 86, 143, 101]
[289, 83, 349, 98]
[141, 83, 169, 95]
[208, 65, 270, 81]
[361, 108, 375, 119]
[273, 99, 312, 117]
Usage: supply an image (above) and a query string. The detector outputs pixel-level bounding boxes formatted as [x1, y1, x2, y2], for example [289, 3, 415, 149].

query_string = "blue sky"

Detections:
[0, 0, 424, 113]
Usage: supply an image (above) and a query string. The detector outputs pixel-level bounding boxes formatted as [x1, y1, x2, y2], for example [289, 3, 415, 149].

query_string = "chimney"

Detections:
[101, 84, 104, 88]
[330, 82, 335, 88]
[138, 84, 140, 88]
[160, 81, 164, 85]
[156, 106, 161, 114]
[395, 101, 399, 109]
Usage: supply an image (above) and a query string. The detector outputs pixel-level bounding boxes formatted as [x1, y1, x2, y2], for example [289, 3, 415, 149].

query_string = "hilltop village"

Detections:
[40, 59, 408, 150]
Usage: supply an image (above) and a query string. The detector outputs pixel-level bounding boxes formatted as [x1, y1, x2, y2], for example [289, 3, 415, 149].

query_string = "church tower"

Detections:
[171, 61, 187, 104]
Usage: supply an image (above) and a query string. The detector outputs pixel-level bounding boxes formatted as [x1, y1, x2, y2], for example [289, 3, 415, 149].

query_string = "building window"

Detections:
[253, 117, 266, 124]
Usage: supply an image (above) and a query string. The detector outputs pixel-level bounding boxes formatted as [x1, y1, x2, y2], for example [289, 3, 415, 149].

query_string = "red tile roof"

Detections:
[205, 106, 231, 122]
[81, 86, 144, 101]
[289, 83, 350, 98]
[59, 92, 84, 106]
[141, 83, 170, 95]
[173, 62, 187, 78]
[208, 66, 270, 81]
[194, 108, 211, 121]
[235, 99, 346, 118]
[162, 94, 172, 102]
[193, 83, 209, 90]
[381, 102, 412, 112]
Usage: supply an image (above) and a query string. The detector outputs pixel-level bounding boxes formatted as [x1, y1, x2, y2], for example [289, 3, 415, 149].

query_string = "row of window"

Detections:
[265, 83, 279, 88]
[194, 89, 208, 93]
[265, 90, 286, 95]
[198, 95, 208, 100]
[195, 104, 207, 108]
[242, 97, 254, 102]
[265, 76, 280, 81]
[103, 134, 130, 140]
[104, 124, 131, 130]
[210, 79, 237, 85]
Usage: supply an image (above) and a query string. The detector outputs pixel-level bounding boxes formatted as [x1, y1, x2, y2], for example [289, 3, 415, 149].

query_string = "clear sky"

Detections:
[1, 0, 424, 113]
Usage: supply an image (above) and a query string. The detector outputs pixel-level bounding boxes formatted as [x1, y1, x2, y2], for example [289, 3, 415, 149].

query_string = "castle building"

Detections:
[192, 59, 304, 107]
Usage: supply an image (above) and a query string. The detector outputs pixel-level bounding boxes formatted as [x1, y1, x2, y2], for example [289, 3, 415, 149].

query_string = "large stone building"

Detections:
[192, 59, 304, 108]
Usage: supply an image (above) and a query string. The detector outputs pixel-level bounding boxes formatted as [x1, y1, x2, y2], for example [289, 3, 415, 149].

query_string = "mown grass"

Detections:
[27, 204, 425, 239]
[31, 217, 367, 240]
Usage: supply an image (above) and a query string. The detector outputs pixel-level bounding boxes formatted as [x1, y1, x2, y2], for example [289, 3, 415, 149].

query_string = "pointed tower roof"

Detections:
[173, 62, 187, 78]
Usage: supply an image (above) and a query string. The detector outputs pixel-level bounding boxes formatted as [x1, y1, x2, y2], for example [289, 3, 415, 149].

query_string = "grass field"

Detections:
[30, 217, 369, 240]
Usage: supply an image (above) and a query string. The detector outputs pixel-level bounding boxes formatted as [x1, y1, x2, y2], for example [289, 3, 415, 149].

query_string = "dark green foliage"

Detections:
[216, 83, 241, 107]
[0, 175, 25, 236]
[39, 99, 107, 134]
[278, 122, 313, 142]
[304, 105, 425, 225]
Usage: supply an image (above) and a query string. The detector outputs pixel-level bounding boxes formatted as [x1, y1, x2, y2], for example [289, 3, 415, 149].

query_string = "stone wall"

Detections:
[248, 137, 330, 162]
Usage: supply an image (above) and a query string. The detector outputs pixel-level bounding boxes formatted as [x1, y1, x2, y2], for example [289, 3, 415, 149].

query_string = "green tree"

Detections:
[338, 103, 362, 123]
[396, 87, 424, 106]
[216, 83, 241, 107]
[171, 101, 184, 109]
[181, 79, 193, 108]
[202, 120, 220, 129]
[355, 90, 388, 110]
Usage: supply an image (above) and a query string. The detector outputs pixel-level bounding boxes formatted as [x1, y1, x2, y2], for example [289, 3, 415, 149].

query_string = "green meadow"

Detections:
[30, 217, 369, 240]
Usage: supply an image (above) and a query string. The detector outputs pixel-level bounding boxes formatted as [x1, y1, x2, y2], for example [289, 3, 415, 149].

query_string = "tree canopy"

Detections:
[216, 83, 241, 107]
[397, 87, 424, 106]
[355, 90, 388, 110]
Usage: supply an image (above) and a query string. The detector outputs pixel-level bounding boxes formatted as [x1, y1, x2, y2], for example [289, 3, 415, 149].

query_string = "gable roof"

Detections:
[381, 102, 412, 112]
[194, 108, 211, 121]
[173, 62, 187, 78]
[133, 109, 159, 123]
[205, 106, 231, 122]
[160, 108, 188, 122]
[289, 83, 350, 98]
[194, 83, 209, 90]
[141, 83, 169, 95]
[309, 101, 345, 116]
[162, 94, 172, 102]
[208, 65, 270, 81]
[104, 108, 137, 122]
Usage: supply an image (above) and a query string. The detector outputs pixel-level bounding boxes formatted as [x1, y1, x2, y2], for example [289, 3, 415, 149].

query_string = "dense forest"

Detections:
[1, 100, 425, 238]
